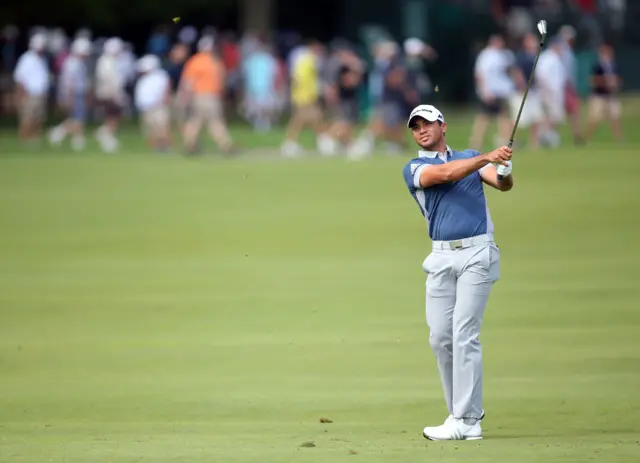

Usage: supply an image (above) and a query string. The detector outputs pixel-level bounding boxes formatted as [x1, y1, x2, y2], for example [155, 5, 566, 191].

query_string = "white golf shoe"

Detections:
[423, 418, 482, 441]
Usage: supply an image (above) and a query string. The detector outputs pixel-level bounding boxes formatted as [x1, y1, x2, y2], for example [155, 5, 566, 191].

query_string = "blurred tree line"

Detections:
[0, 0, 237, 34]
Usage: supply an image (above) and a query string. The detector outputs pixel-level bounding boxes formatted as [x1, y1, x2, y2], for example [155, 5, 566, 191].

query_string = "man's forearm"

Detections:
[497, 174, 514, 191]
[419, 155, 491, 187]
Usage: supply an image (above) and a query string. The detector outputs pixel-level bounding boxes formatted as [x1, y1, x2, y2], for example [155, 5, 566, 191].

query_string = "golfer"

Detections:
[402, 105, 514, 440]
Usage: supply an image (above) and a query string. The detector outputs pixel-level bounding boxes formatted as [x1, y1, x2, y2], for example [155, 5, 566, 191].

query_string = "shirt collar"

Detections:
[418, 145, 452, 158]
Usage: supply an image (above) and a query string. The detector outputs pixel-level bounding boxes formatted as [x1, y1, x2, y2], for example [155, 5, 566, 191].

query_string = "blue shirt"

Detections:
[243, 51, 277, 97]
[515, 51, 537, 89]
[402, 147, 494, 241]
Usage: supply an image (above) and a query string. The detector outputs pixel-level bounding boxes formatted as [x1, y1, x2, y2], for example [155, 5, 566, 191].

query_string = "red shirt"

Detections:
[574, 0, 597, 14]
[221, 43, 239, 71]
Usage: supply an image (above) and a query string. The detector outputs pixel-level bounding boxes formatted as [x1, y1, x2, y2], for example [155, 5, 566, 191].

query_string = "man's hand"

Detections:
[483, 146, 512, 165]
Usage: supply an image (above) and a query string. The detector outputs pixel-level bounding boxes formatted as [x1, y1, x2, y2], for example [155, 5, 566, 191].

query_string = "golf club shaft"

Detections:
[499, 34, 547, 180]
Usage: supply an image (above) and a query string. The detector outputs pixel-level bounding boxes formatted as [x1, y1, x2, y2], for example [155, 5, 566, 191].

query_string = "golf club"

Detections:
[498, 19, 548, 181]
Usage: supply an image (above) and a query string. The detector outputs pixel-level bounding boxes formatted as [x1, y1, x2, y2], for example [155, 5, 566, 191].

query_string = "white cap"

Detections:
[29, 33, 47, 51]
[71, 37, 92, 55]
[197, 35, 215, 52]
[103, 37, 123, 55]
[404, 37, 425, 56]
[559, 24, 576, 39]
[137, 54, 160, 73]
[407, 104, 445, 127]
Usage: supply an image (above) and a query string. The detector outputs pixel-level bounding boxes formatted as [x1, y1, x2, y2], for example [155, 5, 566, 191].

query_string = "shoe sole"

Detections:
[423, 434, 483, 441]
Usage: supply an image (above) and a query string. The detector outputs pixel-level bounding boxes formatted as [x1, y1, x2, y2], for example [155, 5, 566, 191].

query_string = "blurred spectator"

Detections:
[118, 42, 138, 117]
[48, 28, 69, 75]
[537, 37, 567, 147]
[165, 43, 190, 128]
[404, 38, 436, 101]
[49, 37, 92, 151]
[326, 45, 365, 156]
[135, 54, 172, 152]
[2, 25, 19, 71]
[509, 32, 545, 149]
[146, 25, 171, 57]
[241, 40, 279, 132]
[470, 34, 515, 149]
[13, 32, 49, 144]
[74, 28, 92, 41]
[571, 0, 602, 46]
[356, 40, 398, 155]
[557, 25, 584, 144]
[95, 37, 126, 153]
[281, 39, 330, 157]
[585, 43, 623, 142]
[179, 35, 234, 155]
[178, 26, 198, 48]
[219, 31, 241, 108]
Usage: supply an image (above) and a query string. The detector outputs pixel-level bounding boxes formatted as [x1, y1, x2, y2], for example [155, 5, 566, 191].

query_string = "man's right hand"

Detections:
[484, 146, 513, 165]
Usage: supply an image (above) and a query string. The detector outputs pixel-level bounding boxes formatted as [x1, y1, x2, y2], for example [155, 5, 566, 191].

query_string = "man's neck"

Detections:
[425, 142, 448, 154]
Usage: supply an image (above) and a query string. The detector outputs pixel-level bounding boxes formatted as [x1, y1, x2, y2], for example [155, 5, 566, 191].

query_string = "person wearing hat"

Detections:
[13, 32, 50, 144]
[95, 37, 126, 153]
[558, 25, 584, 144]
[134, 54, 172, 152]
[179, 35, 234, 155]
[48, 37, 92, 151]
[470, 34, 515, 150]
[402, 105, 514, 441]
[536, 37, 567, 148]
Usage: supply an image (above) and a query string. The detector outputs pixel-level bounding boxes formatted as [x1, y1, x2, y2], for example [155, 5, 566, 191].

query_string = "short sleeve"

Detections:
[474, 51, 485, 75]
[13, 55, 28, 83]
[402, 158, 429, 192]
[466, 149, 491, 174]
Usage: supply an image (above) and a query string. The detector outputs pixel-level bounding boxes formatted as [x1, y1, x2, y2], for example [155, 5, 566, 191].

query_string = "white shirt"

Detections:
[474, 47, 515, 99]
[559, 42, 576, 86]
[134, 69, 170, 112]
[537, 50, 566, 94]
[117, 50, 137, 85]
[13, 50, 49, 96]
[95, 54, 124, 101]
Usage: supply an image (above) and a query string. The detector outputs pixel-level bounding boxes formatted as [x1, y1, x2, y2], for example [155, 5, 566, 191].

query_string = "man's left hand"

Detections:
[496, 160, 512, 177]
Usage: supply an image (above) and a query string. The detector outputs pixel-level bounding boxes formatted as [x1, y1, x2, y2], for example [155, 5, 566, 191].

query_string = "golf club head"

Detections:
[537, 20, 547, 37]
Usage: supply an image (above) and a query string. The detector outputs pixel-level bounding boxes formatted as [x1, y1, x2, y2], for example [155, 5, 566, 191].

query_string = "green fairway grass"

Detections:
[1, 102, 640, 462]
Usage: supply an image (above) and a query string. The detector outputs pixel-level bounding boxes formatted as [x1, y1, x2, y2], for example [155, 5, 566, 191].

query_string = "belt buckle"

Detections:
[449, 240, 463, 250]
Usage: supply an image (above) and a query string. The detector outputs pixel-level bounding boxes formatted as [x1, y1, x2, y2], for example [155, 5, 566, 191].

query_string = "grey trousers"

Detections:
[423, 239, 500, 420]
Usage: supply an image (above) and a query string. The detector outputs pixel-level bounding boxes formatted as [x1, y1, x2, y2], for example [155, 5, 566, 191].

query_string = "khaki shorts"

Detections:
[142, 106, 170, 134]
[189, 95, 223, 124]
[291, 103, 322, 125]
[19, 95, 46, 123]
[540, 90, 566, 124]
[509, 91, 544, 128]
[172, 94, 187, 125]
[588, 95, 621, 121]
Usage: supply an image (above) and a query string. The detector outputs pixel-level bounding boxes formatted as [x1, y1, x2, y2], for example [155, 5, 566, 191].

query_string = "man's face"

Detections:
[311, 43, 325, 58]
[523, 34, 537, 53]
[489, 35, 504, 49]
[599, 45, 613, 61]
[409, 117, 446, 150]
